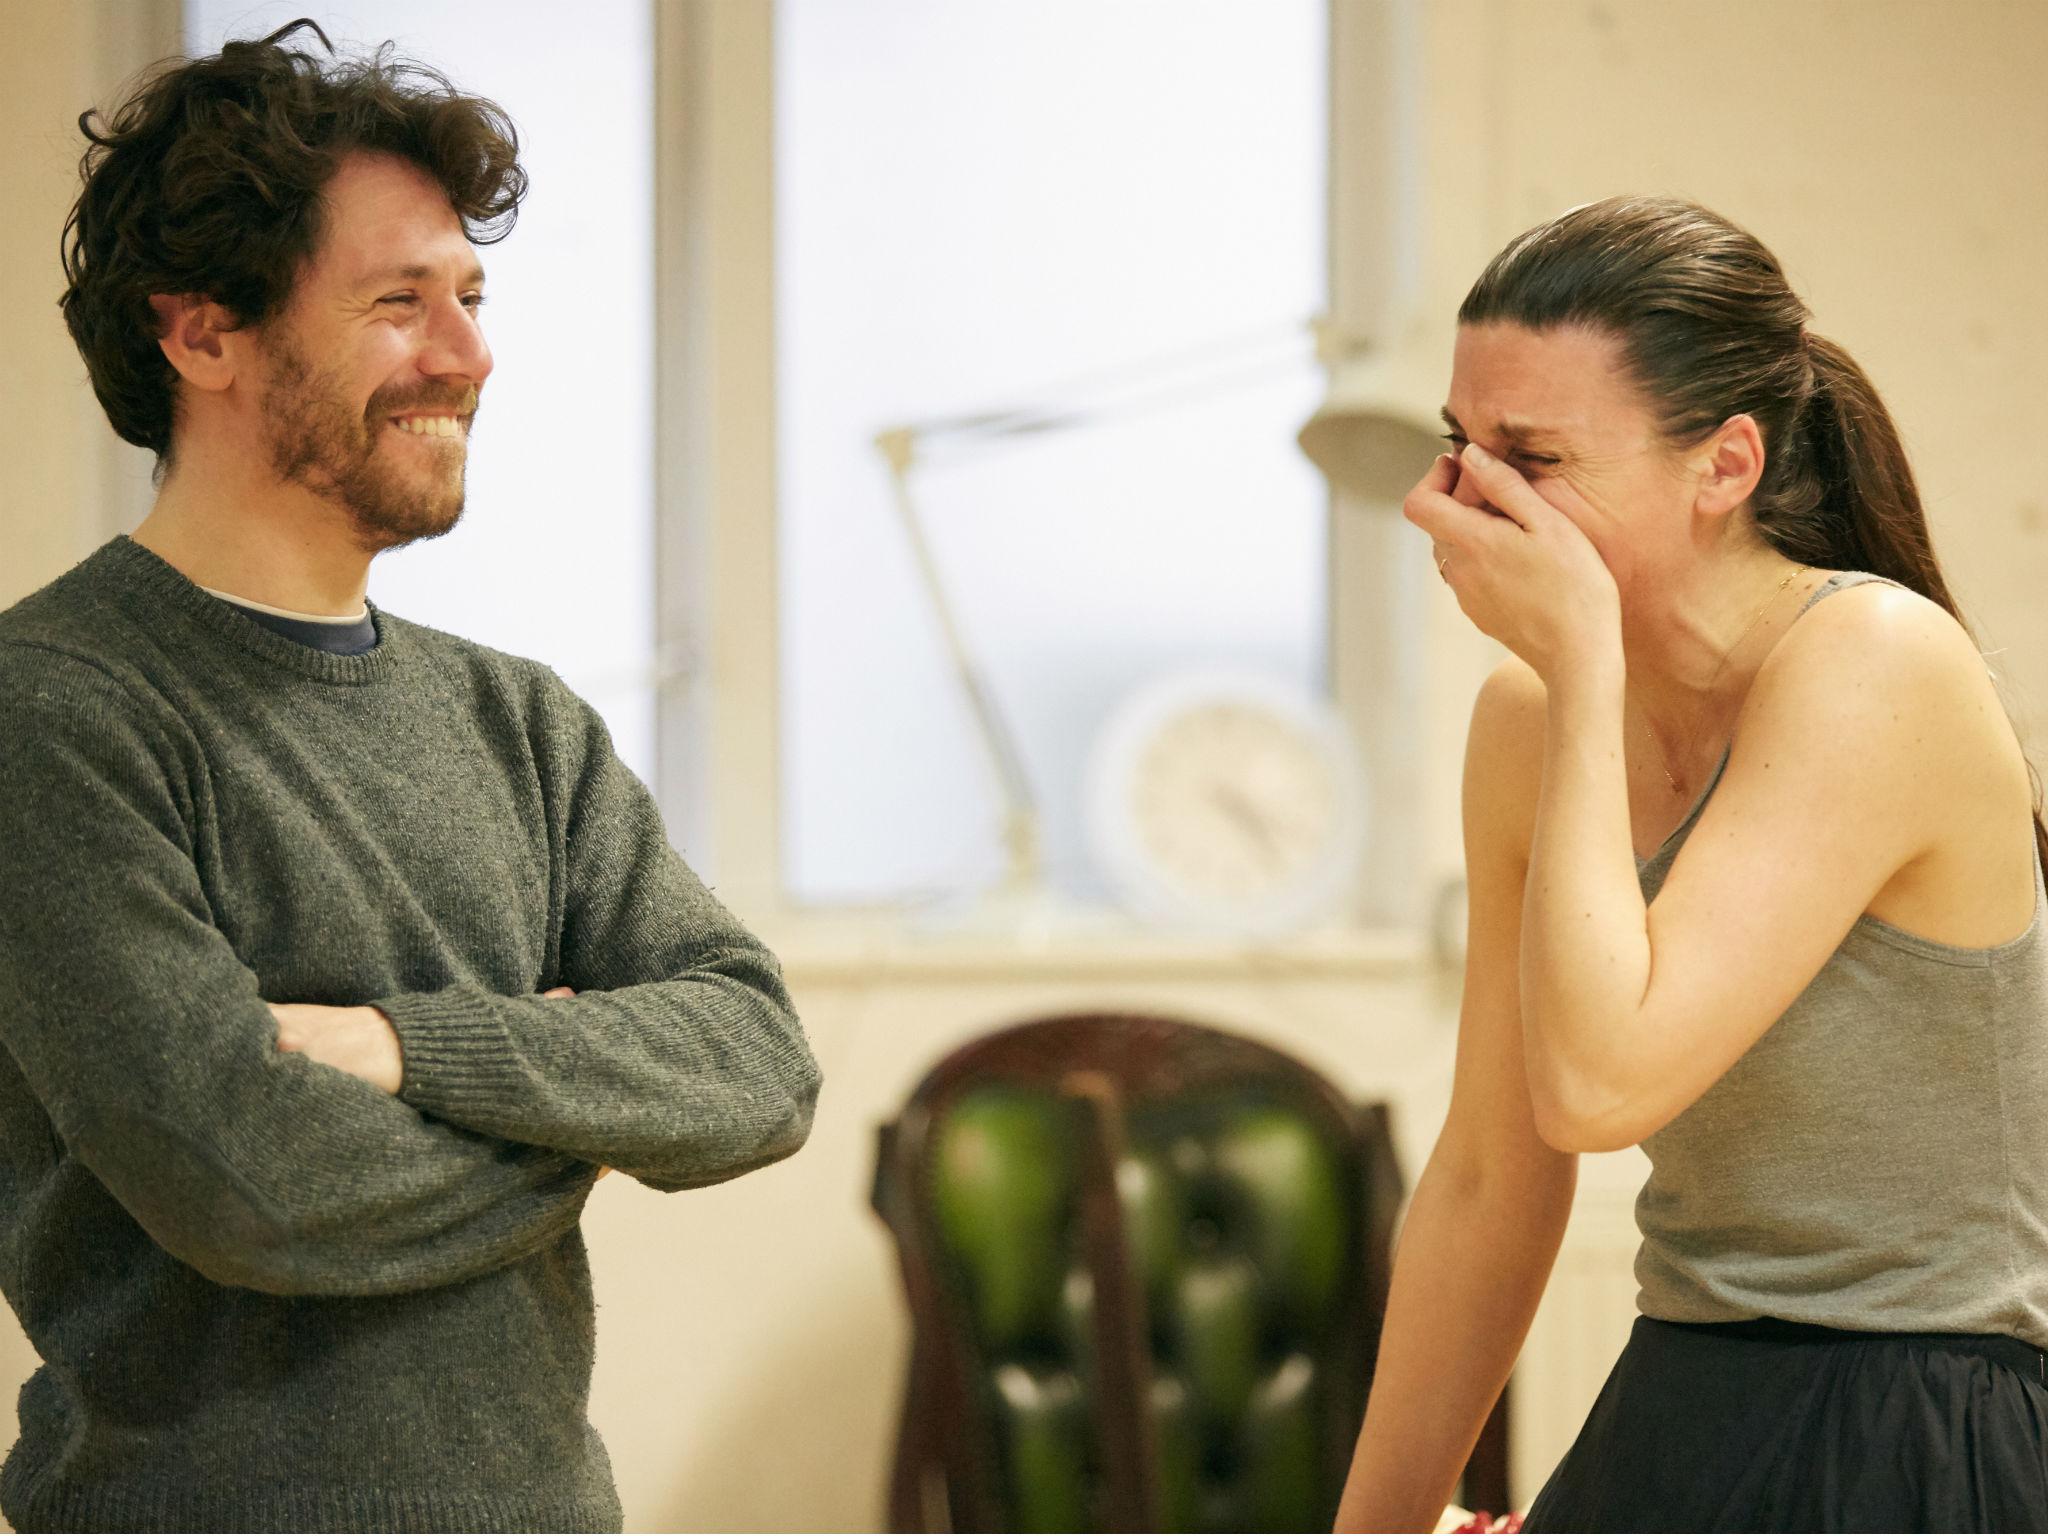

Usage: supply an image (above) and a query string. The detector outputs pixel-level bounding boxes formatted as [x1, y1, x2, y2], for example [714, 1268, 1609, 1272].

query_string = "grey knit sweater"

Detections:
[0, 536, 821, 1532]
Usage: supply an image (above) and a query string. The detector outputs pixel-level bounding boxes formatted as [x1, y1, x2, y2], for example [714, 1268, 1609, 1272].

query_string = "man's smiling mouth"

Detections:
[388, 413, 465, 438]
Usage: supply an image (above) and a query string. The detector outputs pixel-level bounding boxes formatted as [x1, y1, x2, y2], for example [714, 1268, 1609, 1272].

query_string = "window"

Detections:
[776, 0, 1329, 907]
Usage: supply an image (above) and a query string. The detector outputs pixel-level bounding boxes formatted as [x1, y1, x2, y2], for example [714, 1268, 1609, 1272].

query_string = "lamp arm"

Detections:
[881, 447, 1042, 887]
[863, 319, 1338, 896]
[885, 323, 1318, 456]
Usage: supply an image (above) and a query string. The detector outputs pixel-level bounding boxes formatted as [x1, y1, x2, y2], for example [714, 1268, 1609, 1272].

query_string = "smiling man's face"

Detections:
[255, 152, 493, 552]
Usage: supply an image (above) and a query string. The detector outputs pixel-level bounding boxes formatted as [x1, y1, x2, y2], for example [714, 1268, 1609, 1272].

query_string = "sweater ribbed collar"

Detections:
[98, 535, 406, 686]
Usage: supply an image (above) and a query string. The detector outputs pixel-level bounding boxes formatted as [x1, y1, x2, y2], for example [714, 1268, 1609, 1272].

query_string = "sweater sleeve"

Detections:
[0, 647, 601, 1298]
[375, 669, 820, 1192]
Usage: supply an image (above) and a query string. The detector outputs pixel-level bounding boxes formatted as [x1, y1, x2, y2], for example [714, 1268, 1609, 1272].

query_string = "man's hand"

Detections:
[270, 1003, 403, 1094]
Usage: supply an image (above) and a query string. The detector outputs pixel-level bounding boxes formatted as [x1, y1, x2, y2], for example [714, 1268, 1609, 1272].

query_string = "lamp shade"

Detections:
[1296, 358, 1444, 504]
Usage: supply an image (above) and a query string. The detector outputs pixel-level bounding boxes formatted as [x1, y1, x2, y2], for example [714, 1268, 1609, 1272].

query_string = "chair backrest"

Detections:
[871, 1012, 1406, 1532]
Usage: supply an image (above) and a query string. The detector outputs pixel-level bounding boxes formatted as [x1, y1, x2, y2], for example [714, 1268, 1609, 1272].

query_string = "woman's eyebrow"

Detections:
[1439, 406, 1565, 447]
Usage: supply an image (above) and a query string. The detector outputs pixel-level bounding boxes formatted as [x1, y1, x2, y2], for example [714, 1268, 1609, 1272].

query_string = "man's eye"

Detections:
[379, 294, 419, 307]
[1439, 432, 1466, 450]
[462, 294, 488, 311]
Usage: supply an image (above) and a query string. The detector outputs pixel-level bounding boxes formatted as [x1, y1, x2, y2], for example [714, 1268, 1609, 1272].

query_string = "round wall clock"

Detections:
[1085, 670, 1367, 935]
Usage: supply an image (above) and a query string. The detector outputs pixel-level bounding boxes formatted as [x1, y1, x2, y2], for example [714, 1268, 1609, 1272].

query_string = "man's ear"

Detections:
[1691, 412, 1767, 519]
[148, 293, 242, 393]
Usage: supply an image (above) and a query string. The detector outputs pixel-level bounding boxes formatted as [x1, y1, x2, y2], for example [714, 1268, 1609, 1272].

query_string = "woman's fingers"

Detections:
[1455, 442, 1548, 528]
[1401, 453, 1457, 514]
[1409, 487, 1490, 548]
[1403, 455, 1469, 539]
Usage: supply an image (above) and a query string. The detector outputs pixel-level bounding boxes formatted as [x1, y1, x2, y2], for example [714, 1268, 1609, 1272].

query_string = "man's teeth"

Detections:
[393, 415, 461, 437]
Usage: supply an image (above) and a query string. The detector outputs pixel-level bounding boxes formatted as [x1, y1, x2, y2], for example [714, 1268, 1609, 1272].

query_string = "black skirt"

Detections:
[1523, 1315, 2048, 1532]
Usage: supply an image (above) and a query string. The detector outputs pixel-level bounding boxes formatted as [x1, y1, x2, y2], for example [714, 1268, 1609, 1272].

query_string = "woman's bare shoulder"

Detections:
[1757, 577, 2007, 731]
[1741, 576, 2033, 884]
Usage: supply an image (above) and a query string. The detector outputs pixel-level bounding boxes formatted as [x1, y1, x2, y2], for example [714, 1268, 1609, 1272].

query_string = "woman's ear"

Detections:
[1691, 413, 1766, 518]
[148, 293, 241, 393]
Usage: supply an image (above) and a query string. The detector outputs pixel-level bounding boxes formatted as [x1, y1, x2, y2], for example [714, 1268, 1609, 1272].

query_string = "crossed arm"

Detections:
[0, 649, 818, 1294]
[269, 989, 616, 1179]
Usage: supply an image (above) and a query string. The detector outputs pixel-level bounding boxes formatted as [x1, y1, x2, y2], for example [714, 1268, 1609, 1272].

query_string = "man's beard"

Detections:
[261, 331, 476, 553]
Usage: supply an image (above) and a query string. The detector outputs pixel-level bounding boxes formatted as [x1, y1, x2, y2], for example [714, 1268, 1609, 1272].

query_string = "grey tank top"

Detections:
[1632, 570, 2048, 1347]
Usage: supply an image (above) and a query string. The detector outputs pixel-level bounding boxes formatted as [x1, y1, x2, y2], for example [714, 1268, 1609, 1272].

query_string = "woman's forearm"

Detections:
[1520, 653, 1651, 1137]
[1334, 1152, 1576, 1532]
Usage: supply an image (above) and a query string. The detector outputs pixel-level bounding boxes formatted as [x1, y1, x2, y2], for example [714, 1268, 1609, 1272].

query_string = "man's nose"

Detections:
[422, 297, 493, 386]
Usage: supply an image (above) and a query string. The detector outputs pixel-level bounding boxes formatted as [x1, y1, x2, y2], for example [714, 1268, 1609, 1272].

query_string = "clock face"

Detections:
[1086, 672, 1366, 934]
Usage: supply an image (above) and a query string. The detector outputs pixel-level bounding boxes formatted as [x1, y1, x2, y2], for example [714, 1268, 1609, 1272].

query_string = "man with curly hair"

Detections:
[0, 19, 820, 1532]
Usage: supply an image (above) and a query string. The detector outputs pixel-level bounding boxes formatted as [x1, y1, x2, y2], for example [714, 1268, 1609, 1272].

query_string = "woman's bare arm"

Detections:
[1521, 585, 1973, 1152]
[1336, 657, 1577, 1531]
[1410, 448, 2011, 1155]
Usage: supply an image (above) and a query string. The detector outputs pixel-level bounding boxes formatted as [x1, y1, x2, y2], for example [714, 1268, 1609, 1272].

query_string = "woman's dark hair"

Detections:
[1459, 194, 2047, 876]
[60, 18, 527, 465]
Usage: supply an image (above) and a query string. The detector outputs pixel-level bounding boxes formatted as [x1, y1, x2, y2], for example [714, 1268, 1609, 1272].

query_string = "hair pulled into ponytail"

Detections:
[1768, 332, 1957, 616]
[1459, 195, 2047, 874]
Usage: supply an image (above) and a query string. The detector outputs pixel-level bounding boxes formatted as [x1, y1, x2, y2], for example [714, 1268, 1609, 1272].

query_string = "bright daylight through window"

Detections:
[777, 0, 1329, 912]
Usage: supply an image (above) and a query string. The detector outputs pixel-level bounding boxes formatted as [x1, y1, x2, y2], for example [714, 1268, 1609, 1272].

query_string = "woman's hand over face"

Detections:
[1405, 442, 1622, 681]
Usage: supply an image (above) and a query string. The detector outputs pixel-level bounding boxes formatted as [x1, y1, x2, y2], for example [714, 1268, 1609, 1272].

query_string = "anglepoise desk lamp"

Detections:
[870, 324, 1440, 934]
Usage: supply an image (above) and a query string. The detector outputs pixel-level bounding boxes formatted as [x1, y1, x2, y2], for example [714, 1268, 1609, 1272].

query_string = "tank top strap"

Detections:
[1635, 571, 1906, 881]
[1795, 568, 1907, 617]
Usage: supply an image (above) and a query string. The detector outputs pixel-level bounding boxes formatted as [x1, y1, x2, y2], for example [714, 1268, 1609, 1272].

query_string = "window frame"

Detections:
[653, 0, 1435, 932]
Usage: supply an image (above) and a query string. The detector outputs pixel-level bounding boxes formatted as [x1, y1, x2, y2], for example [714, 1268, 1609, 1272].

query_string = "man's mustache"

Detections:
[367, 384, 480, 418]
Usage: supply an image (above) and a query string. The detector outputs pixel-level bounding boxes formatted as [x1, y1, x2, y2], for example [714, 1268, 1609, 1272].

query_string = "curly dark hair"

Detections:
[60, 17, 527, 465]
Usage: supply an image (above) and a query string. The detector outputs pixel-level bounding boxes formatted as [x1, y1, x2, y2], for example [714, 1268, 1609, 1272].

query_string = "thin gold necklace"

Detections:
[1644, 565, 1810, 796]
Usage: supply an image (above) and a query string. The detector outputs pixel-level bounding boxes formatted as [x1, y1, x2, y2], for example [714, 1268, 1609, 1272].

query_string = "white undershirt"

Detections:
[201, 587, 369, 625]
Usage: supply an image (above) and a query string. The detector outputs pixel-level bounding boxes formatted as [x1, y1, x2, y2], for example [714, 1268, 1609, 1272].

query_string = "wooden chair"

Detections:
[870, 1012, 1510, 1531]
